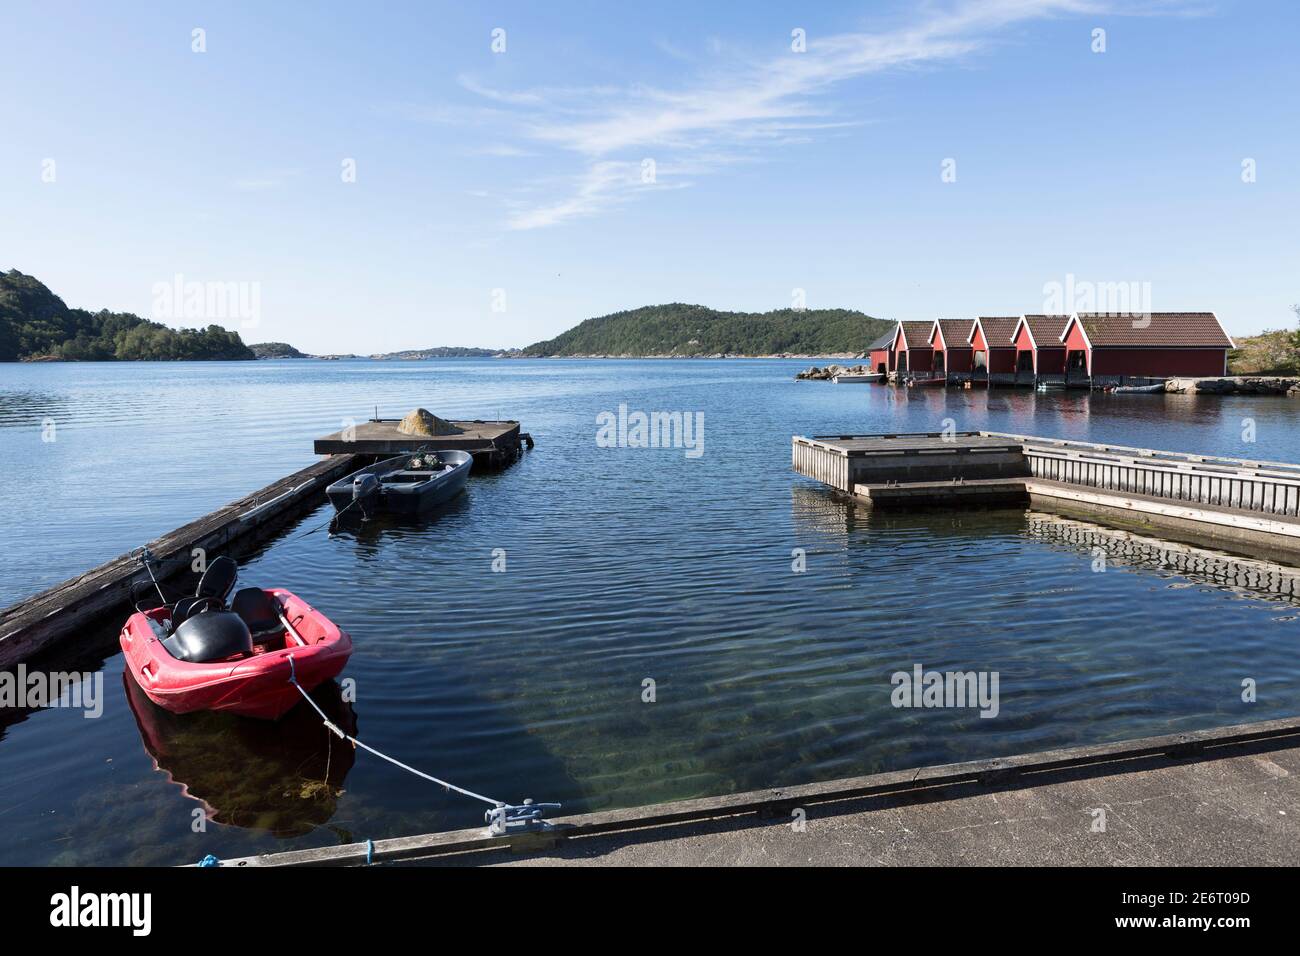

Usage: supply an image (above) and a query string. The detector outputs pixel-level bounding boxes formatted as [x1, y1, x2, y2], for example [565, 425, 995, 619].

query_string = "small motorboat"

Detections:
[1110, 383, 1166, 394]
[832, 373, 884, 384]
[1035, 381, 1066, 391]
[120, 557, 352, 720]
[326, 449, 472, 518]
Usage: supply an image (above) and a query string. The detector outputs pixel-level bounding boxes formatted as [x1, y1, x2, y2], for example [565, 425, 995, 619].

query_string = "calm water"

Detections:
[2, 359, 1300, 865]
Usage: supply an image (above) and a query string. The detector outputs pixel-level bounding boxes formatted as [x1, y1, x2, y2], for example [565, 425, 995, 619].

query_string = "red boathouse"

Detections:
[968, 317, 1019, 380]
[1060, 313, 1234, 381]
[929, 319, 974, 376]
[892, 320, 935, 375]
[1011, 315, 1070, 380]
[866, 331, 895, 376]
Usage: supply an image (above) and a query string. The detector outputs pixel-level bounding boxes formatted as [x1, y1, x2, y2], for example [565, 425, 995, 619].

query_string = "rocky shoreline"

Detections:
[794, 363, 876, 381]
[1165, 376, 1300, 396]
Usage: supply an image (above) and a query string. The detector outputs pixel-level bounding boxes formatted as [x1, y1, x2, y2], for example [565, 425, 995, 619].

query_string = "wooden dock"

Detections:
[793, 431, 1300, 556]
[2, 406, 533, 667]
[314, 419, 529, 468]
[0, 454, 362, 668]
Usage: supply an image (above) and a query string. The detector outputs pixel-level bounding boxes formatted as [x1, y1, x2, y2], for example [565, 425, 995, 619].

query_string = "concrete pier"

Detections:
[492, 738, 1300, 867]
[215, 715, 1300, 867]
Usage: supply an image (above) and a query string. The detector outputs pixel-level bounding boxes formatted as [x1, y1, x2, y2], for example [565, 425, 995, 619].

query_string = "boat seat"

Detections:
[231, 587, 285, 639]
[196, 556, 239, 603]
[170, 556, 241, 628]
[172, 595, 223, 626]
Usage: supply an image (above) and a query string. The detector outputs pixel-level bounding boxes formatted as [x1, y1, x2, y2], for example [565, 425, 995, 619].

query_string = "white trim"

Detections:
[1058, 313, 1093, 350]
[1012, 316, 1039, 375]
[968, 318, 1018, 350]
[1211, 312, 1236, 350]
[927, 319, 944, 349]
[1012, 315, 1038, 351]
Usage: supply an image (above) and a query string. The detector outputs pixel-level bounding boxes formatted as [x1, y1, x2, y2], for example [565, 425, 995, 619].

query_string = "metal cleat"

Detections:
[485, 798, 562, 835]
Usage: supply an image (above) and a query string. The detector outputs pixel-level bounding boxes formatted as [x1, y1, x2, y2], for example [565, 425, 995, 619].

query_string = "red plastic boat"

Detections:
[120, 558, 352, 720]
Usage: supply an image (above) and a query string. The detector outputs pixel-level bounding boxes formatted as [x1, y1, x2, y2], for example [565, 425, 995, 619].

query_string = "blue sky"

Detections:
[1, 0, 1296, 352]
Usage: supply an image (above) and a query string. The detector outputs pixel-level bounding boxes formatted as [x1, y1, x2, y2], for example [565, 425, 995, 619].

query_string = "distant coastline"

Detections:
[9, 270, 1289, 373]
[251, 351, 868, 361]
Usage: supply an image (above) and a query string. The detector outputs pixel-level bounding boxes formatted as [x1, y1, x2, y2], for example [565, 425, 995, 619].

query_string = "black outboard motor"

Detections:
[162, 611, 253, 663]
[351, 472, 381, 518]
[353, 473, 379, 500]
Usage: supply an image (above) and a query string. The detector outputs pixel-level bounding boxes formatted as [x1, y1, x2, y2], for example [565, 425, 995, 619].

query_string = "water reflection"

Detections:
[123, 672, 357, 836]
[1025, 511, 1300, 608]
[327, 491, 472, 553]
[791, 481, 1300, 611]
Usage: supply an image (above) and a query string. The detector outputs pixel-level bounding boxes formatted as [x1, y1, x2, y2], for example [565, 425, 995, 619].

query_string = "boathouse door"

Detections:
[1066, 349, 1088, 383]
[1016, 350, 1034, 383]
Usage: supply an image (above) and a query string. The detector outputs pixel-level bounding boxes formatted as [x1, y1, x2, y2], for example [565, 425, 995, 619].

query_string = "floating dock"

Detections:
[314, 418, 530, 468]
[793, 431, 1300, 557]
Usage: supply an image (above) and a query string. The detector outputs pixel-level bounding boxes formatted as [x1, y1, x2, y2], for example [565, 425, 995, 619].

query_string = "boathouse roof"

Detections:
[866, 331, 896, 352]
[1015, 315, 1072, 347]
[1066, 313, 1234, 349]
[970, 316, 1020, 346]
[896, 320, 934, 349]
[929, 319, 973, 348]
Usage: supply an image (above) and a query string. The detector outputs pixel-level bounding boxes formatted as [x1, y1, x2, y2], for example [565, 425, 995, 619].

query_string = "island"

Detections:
[519, 303, 894, 358]
[249, 342, 309, 360]
[1, 270, 254, 362]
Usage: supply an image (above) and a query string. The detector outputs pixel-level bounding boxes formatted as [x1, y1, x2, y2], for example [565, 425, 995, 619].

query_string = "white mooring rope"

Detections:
[287, 657, 502, 808]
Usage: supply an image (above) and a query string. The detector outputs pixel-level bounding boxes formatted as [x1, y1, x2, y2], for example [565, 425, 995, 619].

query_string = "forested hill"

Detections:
[0, 270, 254, 361]
[520, 304, 893, 357]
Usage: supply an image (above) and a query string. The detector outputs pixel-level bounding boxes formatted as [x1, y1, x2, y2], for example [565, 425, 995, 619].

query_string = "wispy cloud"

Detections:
[444, 0, 1177, 229]
[504, 159, 702, 231]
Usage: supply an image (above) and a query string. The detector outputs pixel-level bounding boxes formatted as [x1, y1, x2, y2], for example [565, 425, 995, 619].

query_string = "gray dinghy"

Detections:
[327, 450, 472, 517]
